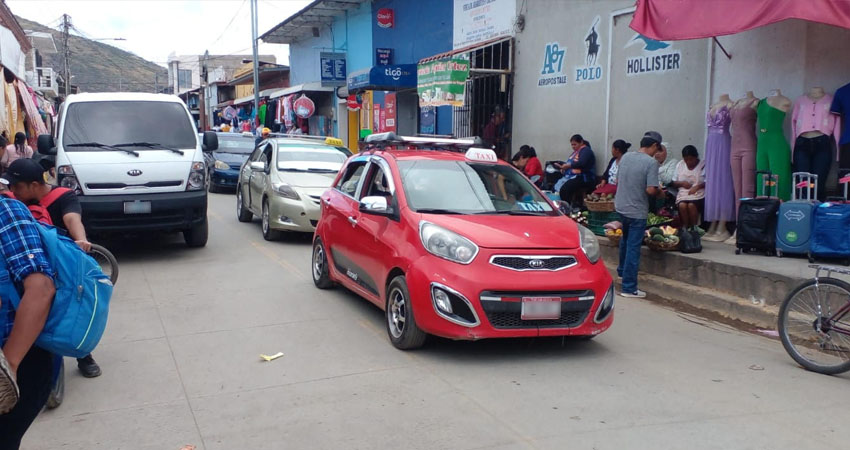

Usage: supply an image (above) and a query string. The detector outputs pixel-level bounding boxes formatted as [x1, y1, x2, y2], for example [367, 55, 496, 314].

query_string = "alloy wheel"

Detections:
[312, 244, 325, 281]
[236, 191, 243, 216]
[262, 203, 270, 234]
[388, 287, 406, 338]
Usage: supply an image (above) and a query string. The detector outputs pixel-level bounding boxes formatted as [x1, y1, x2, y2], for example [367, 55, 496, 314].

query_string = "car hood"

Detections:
[278, 170, 339, 188]
[63, 149, 198, 195]
[212, 151, 250, 166]
[419, 214, 581, 249]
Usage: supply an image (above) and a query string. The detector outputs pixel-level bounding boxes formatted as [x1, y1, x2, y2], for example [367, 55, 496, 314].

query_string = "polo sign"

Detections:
[377, 8, 394, 28]
[538, 42, 567, 87]
[574, 16, 604, 84]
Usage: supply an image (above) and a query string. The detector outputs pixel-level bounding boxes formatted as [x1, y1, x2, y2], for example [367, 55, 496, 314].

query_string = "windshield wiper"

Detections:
[114, 142, 184, 155]
[66, 142, 139, 157]
[479, 210, 548, 216]
[306, 168, 338, 173]
[416, 208, 469, 215]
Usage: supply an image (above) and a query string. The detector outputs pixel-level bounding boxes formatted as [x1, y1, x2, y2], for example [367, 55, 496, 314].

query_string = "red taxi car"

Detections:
[311, 133, 614, 349]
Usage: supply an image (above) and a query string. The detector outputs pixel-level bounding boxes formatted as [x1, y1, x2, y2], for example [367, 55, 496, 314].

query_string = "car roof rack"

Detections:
[361, 132, 484, 152]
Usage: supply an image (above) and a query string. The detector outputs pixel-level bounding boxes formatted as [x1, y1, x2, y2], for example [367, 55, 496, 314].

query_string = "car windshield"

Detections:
[216, 137, 255, 154]
[277, 144, 347, 171]
[398, 160, 557, 215]
[63, 101, 197, 150]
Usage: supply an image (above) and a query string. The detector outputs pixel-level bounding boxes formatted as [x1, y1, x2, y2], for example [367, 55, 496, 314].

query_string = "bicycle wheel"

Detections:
[778, 278, 850, 375]
[89, 244, 119, 285]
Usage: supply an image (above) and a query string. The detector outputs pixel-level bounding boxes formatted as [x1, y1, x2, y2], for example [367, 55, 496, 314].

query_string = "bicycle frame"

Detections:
[812, 265, 850, 336]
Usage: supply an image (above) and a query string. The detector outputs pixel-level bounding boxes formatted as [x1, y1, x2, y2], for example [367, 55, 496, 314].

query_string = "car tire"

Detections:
[236, 188, 253, 222]
[262, 199, 281, 241]
[385, 275, 426, 350]
[311, 238, 334, 289]
[184, 219, 208, 248]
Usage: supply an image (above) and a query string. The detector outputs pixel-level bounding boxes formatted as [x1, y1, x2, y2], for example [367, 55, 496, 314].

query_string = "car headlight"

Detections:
[186, 161, 205, 191]
[214, 160, 230, 170]
[419, 221, 478, 264]
[578, 225, 600, 264]
[57, 165, 82, 195]
[272, 182, 300, 200]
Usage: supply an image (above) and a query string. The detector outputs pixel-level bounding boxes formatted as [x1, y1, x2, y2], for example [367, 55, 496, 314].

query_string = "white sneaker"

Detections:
[619, 290, 646, 298]
[0, 349, 19, 414]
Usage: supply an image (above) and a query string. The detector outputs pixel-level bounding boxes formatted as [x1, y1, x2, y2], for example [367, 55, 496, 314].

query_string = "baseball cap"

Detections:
[643, 131, 663, 145]
[262, 127, 271, 135]
[1, 158, 46, 185]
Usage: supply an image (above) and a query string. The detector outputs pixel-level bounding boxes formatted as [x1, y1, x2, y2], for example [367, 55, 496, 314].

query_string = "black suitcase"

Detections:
[736, 171, 780, 256]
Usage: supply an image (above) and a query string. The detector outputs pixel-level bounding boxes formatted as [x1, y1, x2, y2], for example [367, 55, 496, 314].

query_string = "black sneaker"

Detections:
[77, 354, 102, 378]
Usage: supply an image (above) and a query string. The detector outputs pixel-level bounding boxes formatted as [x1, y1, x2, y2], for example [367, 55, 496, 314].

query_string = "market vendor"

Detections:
[594, 139, 630, 195]
[515, 145, 543, 186]
[554, 134, 596, 204]
[671, 145, 706, 230]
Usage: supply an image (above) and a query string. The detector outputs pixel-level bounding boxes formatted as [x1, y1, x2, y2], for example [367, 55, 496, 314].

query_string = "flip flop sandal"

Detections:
[0, 349, 19, 414]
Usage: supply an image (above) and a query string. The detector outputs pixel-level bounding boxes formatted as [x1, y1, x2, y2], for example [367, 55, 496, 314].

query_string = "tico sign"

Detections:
[377, 8, 394, 28]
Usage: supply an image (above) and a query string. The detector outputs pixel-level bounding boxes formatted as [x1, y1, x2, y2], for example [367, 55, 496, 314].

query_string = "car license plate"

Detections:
[124, 201, 151, 214]
[521, 297, 561, 320]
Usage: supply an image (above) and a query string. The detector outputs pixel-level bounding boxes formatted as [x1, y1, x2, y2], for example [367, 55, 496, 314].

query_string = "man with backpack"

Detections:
[2, 159, 101, 378]
[0, 195, 56, 449]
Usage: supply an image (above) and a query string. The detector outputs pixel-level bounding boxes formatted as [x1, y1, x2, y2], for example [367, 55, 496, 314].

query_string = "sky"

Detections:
[7, 0, 313, 67]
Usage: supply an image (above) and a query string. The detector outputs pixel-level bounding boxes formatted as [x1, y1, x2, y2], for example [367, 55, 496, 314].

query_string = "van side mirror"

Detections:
[37, 135, 56, 155]
[202, 131, 218, 152]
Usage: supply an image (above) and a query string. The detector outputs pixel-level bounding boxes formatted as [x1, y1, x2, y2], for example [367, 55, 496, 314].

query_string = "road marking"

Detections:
[250, 241, 308, 281]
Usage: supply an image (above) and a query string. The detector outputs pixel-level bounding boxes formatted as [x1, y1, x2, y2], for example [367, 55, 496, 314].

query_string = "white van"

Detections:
[37, 93, 219, 247]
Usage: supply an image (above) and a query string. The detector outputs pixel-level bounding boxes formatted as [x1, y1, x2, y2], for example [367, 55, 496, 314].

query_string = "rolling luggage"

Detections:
[736, 171, 780, 256]
[776, 172, 818, 257]
[809, 174, 850, 264]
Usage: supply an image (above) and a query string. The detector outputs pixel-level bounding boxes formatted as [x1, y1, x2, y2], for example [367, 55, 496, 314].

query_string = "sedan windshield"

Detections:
[277, 144, 347, 171]
[216, 137, 255, 154]
[63, 101, 197, 150]
[398, 160, 557, 215]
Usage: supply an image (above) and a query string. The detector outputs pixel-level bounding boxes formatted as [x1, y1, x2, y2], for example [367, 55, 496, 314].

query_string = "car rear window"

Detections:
[63, 101, 197, 150]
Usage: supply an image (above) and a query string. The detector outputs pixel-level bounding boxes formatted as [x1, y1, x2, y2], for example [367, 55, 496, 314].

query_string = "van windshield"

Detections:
[63, 101, 197, 150]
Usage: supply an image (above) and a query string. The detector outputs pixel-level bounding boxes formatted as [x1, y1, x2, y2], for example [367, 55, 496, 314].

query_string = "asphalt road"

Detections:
[24, 192, 850, 449]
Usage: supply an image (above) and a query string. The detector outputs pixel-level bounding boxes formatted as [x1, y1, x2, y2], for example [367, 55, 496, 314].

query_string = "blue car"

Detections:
[204, 132, 256, 192]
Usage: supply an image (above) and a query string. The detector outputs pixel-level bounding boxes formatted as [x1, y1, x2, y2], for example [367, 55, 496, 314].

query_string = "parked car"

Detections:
[204, 132, 256, 192]
[236, 136, 350, 238]
[37, 93, 217, 247]
[311, 133, 614, 349]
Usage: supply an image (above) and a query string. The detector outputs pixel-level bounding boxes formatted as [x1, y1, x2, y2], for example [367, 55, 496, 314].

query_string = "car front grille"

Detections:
[479, 290, 593, 329]
[308, 195, 322, 204]
[490, 255, 577, 271]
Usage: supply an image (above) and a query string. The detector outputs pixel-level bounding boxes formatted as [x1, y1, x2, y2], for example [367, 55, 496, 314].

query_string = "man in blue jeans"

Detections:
[614, 131, 663, 298]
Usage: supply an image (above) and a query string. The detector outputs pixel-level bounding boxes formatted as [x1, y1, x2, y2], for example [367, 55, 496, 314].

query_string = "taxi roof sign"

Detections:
[465, 147, 498, 163]
[324, 137, 344, 147]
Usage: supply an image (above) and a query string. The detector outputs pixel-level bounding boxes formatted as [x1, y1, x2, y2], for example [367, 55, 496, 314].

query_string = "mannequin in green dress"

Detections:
[756, 89, 792, 201]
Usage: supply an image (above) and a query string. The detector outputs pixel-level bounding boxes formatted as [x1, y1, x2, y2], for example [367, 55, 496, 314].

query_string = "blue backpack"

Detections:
[0, 223, 112, 358]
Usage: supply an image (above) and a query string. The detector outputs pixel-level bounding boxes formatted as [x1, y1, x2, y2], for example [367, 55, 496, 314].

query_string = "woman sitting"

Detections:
[515, 145, 543, 186]
[671, 145, 706, 230]
[554, 134, 596, 204]
[593, 139, 630, 195]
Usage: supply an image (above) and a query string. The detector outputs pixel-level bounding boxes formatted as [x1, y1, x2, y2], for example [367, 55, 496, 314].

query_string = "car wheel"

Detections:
[236, 188, 253, 222]
[386, 275, 426, 350]
[262, 199, 281, 241]
[311, 238, 334, 289]
[184, 219, 208, 248]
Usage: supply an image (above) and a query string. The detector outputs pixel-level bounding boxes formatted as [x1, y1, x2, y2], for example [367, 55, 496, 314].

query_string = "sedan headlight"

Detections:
[419, 221, 478, 264]
[214, 160, 230, 170]
[272, 182, 300, 200]
[578, 225, 600, 264]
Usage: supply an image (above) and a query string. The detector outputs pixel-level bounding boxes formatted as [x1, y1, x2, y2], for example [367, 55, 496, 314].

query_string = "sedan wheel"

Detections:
[236, 189, 252, 222]
[386, 276, 426, 350]
[262, 200, 281, 241]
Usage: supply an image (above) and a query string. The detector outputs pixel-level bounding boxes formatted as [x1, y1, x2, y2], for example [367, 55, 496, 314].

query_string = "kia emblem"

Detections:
[127, 169, 143, 176]
[529, 259, 545, 268]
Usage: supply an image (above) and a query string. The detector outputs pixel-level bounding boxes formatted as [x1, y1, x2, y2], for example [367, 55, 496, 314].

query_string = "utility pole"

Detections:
[200, 50, 209, 131]
[154, 72, 158, 93]
[250, 0, 260, 131]
[61, 14, 71, 96]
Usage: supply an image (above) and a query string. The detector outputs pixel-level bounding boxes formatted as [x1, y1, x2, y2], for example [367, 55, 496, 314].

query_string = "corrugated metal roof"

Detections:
[260, 0, 368, 44]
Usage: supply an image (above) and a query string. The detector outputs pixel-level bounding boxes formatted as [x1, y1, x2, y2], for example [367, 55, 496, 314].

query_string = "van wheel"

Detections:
[236, 188, 252, 222]
[184, 219, 208, 248]
[262, 200, 281, 241]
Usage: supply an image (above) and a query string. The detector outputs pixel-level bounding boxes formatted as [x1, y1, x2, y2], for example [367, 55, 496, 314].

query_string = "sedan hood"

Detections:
[278, 170, 339, 188]
[420, 214, 581, 249]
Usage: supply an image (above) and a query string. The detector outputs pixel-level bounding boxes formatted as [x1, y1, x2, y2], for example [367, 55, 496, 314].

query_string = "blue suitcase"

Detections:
[776, 172, 818, 257]
[809, 202, 850, 264]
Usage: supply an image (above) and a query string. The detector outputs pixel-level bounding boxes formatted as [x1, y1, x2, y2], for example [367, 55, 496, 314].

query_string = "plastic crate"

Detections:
[588, 211, 620, 236]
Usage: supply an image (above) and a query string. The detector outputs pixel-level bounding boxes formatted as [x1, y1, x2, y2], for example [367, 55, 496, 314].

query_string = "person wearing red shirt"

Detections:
[514, 145, 543, 186]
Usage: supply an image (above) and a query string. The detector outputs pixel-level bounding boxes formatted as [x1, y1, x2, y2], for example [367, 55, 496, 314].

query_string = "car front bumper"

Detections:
[267, 191, 323, 232]
[404, 248, 614, 340]
[210, 168, 240, 188]
[79, 190, 207, 233]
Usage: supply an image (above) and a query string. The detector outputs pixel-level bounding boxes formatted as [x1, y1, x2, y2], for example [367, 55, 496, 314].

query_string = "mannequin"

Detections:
[791, 87, 840, 201]
[703, 94, 736, 242]
[756, 89, 792, 201]
[829, 82, 850, 172]
[726, 91, 759, 244]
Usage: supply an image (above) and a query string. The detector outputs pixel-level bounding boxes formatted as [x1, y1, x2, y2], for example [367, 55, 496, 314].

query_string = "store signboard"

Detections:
[376, 48, 393, 66]
[538, 42, 567, 87]
[377, 8, 394, 28]
[624, 34, 681, 77]
[574, 15, 604, 84]
[453, 0, 516, 50]
[417, 59, 470, 107]
[320, 52, 347, 87]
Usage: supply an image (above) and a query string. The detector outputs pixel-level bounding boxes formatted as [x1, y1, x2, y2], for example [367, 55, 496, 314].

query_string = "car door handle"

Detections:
[347, 216, 358, 226]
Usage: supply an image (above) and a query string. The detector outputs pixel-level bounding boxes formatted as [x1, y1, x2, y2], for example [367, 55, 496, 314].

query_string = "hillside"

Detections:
[16, 15, 168, 94]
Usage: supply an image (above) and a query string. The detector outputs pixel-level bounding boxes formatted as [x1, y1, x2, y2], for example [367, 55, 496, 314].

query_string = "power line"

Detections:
[208, 0, 248, 48]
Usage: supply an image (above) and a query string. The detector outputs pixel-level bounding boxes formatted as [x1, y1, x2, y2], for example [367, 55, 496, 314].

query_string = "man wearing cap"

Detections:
[614, 131, 664, 298]
[255, 127, 271, 148]
[2, 159, 101, 379]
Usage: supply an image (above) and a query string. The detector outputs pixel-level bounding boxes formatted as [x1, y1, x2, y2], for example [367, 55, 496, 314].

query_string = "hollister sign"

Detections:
[377, 8, 394, 28]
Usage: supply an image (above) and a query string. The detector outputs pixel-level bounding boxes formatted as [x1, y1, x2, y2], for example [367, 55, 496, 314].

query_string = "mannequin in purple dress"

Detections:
[703, 94, 737, 242]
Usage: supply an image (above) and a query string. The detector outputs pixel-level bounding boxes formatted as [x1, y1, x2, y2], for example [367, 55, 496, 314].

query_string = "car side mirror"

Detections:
[37, 134, 56, 155]
[249, 161, 266, 172]
[202, 131, 218, 152]
[359, 195, 391, 215]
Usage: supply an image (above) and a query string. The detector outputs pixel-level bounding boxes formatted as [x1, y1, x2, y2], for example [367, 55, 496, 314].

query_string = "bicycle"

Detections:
[45, 243, 119, 410]
[778, 265, 850, 375]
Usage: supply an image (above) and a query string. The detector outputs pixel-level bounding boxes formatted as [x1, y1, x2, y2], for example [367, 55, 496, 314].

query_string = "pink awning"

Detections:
[631, 0, 850, 41]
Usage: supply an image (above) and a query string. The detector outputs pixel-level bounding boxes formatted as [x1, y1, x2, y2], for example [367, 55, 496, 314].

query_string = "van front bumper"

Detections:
[79, 190, 207, 233]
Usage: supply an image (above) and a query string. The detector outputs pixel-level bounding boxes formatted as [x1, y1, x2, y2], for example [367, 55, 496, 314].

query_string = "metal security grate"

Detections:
[490, 256, 576, 271]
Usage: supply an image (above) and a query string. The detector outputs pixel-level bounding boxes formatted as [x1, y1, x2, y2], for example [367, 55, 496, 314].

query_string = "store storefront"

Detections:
[346, 64, 418, 140]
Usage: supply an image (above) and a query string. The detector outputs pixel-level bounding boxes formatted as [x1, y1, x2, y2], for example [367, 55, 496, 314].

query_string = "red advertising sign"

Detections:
[293, 96, 316, 119]
[377, 8, 394, 28]
[373, 104, 382, 132]
[346, 94, 361, 111]
[384, 93, 397, 132]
